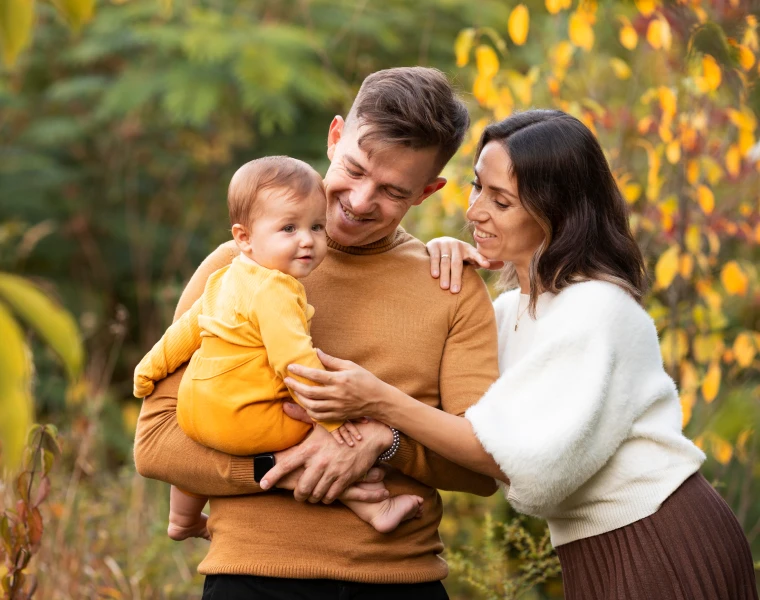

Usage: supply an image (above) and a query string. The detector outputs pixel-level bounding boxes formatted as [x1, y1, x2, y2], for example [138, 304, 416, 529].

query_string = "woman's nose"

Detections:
[466, 196, 487, 222]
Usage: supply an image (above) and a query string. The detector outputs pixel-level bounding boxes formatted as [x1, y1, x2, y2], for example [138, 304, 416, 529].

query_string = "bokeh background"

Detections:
[1, 0, 759, 598]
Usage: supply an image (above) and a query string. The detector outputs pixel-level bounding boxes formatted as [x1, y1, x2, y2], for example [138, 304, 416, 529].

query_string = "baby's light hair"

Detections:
[227, 156, 325, 228]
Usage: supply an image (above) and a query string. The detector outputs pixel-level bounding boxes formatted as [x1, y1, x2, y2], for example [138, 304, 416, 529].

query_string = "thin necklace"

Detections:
[515, 298, 530, 331]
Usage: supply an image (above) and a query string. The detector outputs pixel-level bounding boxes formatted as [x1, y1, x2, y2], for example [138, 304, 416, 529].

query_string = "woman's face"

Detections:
[466, 140, 545, 266]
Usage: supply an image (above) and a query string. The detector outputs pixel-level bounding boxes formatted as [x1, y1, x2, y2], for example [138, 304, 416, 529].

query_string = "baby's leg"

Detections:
[168, 485, 211, 541]
[341, 482, 424, 534]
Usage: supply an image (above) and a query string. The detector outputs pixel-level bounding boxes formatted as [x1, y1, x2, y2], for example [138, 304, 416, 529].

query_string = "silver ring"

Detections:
[440, 254, 450, 259]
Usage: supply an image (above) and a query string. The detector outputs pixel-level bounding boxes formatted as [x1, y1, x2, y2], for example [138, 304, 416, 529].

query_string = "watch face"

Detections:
[254, 454, 276, 483]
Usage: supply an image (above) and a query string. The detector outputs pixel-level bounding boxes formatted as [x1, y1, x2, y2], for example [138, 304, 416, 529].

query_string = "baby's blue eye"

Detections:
[283, 225, 296, 233]
[312, 224, 324, 232]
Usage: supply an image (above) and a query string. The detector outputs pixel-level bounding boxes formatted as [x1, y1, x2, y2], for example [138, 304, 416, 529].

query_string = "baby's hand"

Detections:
[331, 421, 363, 447]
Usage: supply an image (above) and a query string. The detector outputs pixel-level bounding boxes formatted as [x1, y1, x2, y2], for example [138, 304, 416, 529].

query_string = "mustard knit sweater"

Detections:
[133, 257, 340, 456]
[134, 229, 499, 582]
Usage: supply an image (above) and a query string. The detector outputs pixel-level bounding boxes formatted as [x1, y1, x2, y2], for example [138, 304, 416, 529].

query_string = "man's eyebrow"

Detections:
[345, 154, 412, 197]
[473, 166, 518, 200]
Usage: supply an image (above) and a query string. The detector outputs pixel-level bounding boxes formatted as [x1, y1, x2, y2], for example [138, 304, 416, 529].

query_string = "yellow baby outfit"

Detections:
[133, 256, 341, 455]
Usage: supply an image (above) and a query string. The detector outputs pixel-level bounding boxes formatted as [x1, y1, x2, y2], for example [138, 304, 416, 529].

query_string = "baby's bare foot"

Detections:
[370, 495, 424, 534]
[168, 513, 210, 541]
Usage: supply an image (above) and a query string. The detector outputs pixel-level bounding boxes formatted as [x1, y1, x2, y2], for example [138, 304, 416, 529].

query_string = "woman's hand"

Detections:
[285, 350, 389, 423]
[426, 237, 503, 294]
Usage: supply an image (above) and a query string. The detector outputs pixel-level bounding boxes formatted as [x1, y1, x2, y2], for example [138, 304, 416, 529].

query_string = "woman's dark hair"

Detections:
[475, 109, 648, 315]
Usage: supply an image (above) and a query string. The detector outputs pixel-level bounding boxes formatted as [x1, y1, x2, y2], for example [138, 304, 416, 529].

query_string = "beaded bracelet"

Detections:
[377, 427, 400, 462]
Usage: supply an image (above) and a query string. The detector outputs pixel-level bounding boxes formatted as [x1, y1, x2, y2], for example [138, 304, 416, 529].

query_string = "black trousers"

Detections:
[202, 574, 449, 600]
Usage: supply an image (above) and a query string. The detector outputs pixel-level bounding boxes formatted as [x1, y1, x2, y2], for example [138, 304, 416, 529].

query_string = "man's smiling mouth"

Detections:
[340, 202, 372, 222]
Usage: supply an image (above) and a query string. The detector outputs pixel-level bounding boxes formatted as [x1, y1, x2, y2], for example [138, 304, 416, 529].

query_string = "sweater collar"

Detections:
[327, 227, 406, 256]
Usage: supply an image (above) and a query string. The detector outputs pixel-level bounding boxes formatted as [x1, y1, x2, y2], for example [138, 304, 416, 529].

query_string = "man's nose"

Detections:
[346, 180, 375, 215]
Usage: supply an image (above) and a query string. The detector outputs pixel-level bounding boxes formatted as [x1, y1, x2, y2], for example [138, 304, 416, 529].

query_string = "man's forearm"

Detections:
[133, 367, 262, 497]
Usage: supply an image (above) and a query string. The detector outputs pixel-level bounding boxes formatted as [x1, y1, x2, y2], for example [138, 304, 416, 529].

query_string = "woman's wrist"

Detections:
[374, 381, 407, 428]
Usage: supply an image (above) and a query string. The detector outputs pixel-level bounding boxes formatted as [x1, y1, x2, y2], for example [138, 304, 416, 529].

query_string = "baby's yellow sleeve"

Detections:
[256, 274, 343, 433]
[133, 297, 203, 398]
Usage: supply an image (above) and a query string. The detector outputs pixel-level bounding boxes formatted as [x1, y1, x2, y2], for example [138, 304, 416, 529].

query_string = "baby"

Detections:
[133, 156, 422, 539]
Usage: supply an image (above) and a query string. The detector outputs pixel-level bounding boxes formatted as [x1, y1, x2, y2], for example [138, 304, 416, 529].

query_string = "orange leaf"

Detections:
[679, 253, 694, 279]
[720, 261, 748, 296]
[696, 55, 721, 93]
[545, 0, 564, 14]
[686, 159, 699, 184]
[738, 45, 755, 70]
[666, 140, 681, 164]
[711, 434, 732, 464]
[696, 185, 714, 214]
[733, 333, 756, 368]
[680, 393, 694, 428]
[508, 5, 530, 46]
[635, 0, 658, 17]
[619, 17, 638, 50]
[701, 361, 721, 403]
[454, 29, 475, 67]
[647, 17, 671, 51]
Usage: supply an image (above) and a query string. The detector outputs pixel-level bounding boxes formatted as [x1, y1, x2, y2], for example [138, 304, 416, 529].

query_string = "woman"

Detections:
[282, 110, 758, 599]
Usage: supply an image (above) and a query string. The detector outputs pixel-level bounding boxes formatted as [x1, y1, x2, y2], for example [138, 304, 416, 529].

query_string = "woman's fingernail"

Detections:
[260, 479, 269, 489]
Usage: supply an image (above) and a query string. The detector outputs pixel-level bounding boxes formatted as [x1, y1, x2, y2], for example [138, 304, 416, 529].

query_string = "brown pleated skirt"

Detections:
[556, 472, 758, 600]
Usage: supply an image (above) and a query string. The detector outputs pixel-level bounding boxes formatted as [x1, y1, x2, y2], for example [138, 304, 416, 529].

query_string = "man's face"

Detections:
[323, 117, 447, 247]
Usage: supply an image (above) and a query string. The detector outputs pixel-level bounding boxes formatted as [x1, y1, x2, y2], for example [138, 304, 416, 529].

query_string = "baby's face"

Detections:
[247, 188, 328, 279]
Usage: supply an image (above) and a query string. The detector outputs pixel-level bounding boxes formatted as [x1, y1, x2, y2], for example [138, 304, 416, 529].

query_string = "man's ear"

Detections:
[412, 177, 447, 206]
[231, 223, 252, 253]
[326, 116, 345, 161]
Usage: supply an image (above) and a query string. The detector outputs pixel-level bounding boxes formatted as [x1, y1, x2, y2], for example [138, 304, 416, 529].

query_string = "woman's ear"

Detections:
[231, 223, 252, 254]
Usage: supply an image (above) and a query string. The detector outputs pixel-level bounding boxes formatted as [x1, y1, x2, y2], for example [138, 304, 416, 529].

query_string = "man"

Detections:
[134, 67, 499, 600]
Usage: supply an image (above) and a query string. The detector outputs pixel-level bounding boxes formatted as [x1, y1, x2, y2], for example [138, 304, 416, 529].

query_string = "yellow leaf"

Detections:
[696, 55, 721, 93]
[551, 40, 575, 76]
[493, 86, 514, 121]
[506, 67, 539, 106]
[623, 182, 642, 204]
[473, 73, 493, 105]
[701, 361, 721, 403]
[619, 17, 638, 50]
[569, 11, 594, 51]
[0, 273, 84, 380]
[637, 115, 654, 134]
[701, 156, 724, 185]
[0, 302, 33, 471]
[738, 130, 755, 155]
[666, 140, 681, 164]
[711, 434, 732, 464]
[681, 360, 699, 392]
[647, 17, 672, 51]
[475, 45, 499, 79]
[738, 45, 755, 70]
[727, 106, 757, 132]
[721, 261, 748, 296]
[660, 328, 688, 368]
[680, 393, 695, 428]
[635, 0, 657, 17]
[693, 333, 724, 364]
[508, 5, 530, 46]
[686, 159, 699, 184]
[454, 28, 475, 67]
[693, 6, 708, 23]
[0, 0, 35, 67]
[122, 402, 141, 434]
[545, 0, 564, 15]
[726, 145, 741, 177]
[685, 225, 701, 254]
[609, 57, 632, 79]
[733, 333, 756, 368]
[51, 0, 95, 32]
[696, 185, 714, 214]
[679, 253, 694, 279]
[655, 245, 680, 289]
[658, 86, 677, 116]
[736, 429, 753, 463]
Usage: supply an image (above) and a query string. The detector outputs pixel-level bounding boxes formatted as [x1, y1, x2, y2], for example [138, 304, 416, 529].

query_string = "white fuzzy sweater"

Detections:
[465, 280, 705, 547]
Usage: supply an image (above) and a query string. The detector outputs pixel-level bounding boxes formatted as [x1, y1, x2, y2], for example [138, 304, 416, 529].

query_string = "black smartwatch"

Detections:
[253, 453, 276, 483]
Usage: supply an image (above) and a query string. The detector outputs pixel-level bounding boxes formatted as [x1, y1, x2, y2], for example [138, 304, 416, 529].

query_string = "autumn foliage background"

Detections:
[1, 0, 759, 598]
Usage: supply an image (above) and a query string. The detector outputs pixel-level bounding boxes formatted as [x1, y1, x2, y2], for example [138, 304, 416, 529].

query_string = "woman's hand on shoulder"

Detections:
[426, 237, 502, 294]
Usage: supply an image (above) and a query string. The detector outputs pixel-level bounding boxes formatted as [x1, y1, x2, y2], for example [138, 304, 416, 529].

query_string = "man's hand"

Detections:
[262, 418, 394, 504]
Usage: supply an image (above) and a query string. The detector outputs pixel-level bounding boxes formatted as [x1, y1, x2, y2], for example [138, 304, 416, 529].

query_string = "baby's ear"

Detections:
[231, 223, 252, 252]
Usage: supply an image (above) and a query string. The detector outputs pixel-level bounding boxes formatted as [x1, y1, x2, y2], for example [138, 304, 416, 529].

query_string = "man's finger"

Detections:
[308, 470, 339, 503]
[293, 463, 324, 502]
[260, 452, 305, 490]
[287, 364, 333, 384]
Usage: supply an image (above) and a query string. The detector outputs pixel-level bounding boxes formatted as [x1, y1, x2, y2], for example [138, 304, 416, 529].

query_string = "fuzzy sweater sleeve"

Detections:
[465, 281, 679, 514]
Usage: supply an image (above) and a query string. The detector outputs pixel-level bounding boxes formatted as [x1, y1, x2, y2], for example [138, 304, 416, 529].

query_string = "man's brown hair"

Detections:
[345, 67, 470, 175]
[227, 156, 324, 227]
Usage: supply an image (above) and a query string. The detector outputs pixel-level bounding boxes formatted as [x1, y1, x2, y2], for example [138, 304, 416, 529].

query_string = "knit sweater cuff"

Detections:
[230, 456, 258, 489]
[386, 433, 415, 469]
